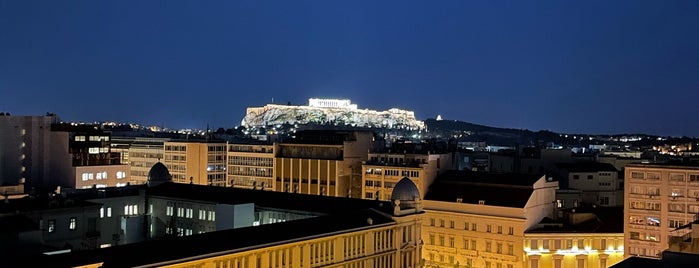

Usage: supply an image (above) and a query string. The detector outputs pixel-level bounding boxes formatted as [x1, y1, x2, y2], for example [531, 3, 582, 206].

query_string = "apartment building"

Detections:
[111, 137, 169, 185]
[624, 163, 699, 259]
[557, 162, 623, 207]
[362, 150, 451, 201]
[163, 140, 227, 186]
[227, 141, 275, 190]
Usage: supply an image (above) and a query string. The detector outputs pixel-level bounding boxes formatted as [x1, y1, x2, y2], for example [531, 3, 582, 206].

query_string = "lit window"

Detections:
[166, 206, 174, 216]
[89, 147, 100, 154]
[48, 220, 56, 233]
[116, 171, 126, 179]
[107, 207, 112, 217]
[100, 207, 104, 218]
[69, 217, 77, 230]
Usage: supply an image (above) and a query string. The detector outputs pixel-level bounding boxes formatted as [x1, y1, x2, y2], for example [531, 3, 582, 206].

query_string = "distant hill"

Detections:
[424, 119, 571, 146]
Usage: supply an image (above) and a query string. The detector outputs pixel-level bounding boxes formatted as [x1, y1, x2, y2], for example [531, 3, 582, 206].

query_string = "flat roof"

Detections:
[526, 206, 624, 233]
[32, 208, 395, 267]
[555, 162, 618, 172]
[147, 182, 395, 215]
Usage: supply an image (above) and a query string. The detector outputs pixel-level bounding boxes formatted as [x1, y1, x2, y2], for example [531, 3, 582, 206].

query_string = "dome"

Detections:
[391, 177, 420, 202]
[147, 162, 172, 187]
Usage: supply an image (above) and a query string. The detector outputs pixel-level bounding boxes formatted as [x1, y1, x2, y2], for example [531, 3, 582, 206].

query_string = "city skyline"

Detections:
[1, 0, 698, 136]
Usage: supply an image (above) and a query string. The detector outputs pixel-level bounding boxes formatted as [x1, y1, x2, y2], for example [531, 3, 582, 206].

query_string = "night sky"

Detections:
[1, 1, 698, 136]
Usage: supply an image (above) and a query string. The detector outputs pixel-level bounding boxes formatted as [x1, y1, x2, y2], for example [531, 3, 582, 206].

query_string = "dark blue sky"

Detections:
[1, 1, 698, 136]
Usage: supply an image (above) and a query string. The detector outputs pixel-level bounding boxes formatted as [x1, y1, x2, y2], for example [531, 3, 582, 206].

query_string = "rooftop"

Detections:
[32, 208, 395, 267]
[526, 206, 624, 233]
[555, 162, 618, 173]
[146, 182, 395, 215]
[423, 171, 547, 208]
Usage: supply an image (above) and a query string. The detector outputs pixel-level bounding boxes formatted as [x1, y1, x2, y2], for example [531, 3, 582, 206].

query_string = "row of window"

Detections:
[428, 218, 515, 235]
[164, 145, 187, 151]
[427, 234, 515, 255]
[629, 231, 659, 242]
[47, 217, 77, 233]
[630, 171, 699, 182]
[427, 253, 513, 268]
[365, 168, 421, 177]
[75, 135, 110, 142]
[529, 238, 618, 251]
[81, 171, 127, 181]
[228, 156, 274, 167]
[165, 206, 216, 221]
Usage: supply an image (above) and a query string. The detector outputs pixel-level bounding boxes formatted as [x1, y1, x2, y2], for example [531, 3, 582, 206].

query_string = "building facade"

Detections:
[421, 171, 559, 268]
[163, 141, 227, 186]
[624, 163, 699, 259]
[362, 152, 451, 201]
[227, 142, 275, 190]
[274, 131, 374, 197]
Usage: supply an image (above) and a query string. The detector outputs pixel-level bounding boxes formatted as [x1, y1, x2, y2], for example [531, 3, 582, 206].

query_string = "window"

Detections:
[464, 238, 469, 249]
[69, 217, 77, 230]
[464, 222, 469, 230]
[439, 236, 445, 246]
[630, 172, 644, 179]
[486, 241, 492, 252]
[100, 207, 104, 218]
[670, 173, 685, 182]
[116, 171, 126, 179]
[587, 175, 593, 180]
[186, 208, 193, 219]
[166, 206, 174, 216]
[430, 218, 435, 226]
[508, 227, 514, 235]
[450, 220, 455, 228]
[497, 226, 502, 234]
[472, 223, 477, 231]
[107, 207, 112, 217]
[507, 244, 514, 255]
[449, 237, 455, 247]
[48, 220, 56, 233]
[669, 219, 685, 228]
[208, 211, 216, 221]
[199, 210, 206, 220]
[573, 175, 580, 180]
[429, 234, 435, 245]
[440, 219, 445, 227]
[471, 240, 477, 250]
[177, 207, 184, 217]
[487, 224, 492, 233]
[496, 242, 502, 254]
[599, 196, 609, 205]
[531, 239, 538, 249]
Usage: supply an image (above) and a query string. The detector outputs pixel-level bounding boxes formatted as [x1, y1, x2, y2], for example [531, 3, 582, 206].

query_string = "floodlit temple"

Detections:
[241, 98, 425, 130]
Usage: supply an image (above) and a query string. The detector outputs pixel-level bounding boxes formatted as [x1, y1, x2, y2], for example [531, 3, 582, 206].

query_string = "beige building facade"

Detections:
[362, 152, 451, 201]
[163, 141, 227, 186]
[624, 163, 699, 259]
[227, 142, 275, 190]
[523, 233, 624, 268]
[421, 172, 558, 268]
[274, 131, 374, 197]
